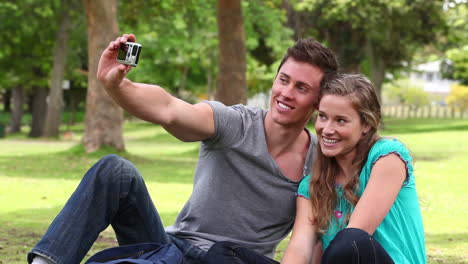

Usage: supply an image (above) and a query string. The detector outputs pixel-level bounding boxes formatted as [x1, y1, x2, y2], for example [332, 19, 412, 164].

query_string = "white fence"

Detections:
[382, 105, 467, 118]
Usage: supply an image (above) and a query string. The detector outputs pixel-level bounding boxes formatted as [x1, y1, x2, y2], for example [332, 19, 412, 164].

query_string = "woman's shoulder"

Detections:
[365, 138, 414, 184]
[369, 138, 411, 162]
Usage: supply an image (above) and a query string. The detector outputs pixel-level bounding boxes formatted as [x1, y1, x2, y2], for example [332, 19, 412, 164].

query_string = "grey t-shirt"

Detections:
[165, 101, 317, 257]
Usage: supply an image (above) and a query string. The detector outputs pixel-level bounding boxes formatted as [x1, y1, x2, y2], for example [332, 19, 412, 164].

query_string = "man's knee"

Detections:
[98, 154, 129, 168]
[91, 154, 141, 184]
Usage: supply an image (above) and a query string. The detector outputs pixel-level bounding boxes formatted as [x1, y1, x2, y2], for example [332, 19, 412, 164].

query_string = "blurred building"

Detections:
[409, 60, 458, 105]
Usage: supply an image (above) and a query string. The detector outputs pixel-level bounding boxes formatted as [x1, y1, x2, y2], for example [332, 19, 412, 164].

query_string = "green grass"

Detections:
[0, 118, 467, 263]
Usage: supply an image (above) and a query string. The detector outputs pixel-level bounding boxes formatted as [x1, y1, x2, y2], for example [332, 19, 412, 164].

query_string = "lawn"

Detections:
[0, 118, 466, 263]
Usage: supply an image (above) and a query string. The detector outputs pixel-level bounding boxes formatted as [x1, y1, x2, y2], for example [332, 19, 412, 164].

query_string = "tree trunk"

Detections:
[43, 0, 73, 138]
[3, 89, 11, 112]
[366, 41, 386, 103]
[82, 0, 124, 152]
[29, 86, 48, 137]
[215, 0, 247, 105]
[10, 86, 25, 133]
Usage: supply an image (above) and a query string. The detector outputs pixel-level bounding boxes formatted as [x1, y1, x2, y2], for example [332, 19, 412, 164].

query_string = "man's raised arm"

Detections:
[97, 34, 215, 142]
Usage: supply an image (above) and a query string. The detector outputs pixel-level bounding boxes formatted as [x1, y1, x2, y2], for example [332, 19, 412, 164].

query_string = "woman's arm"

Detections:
[347, 153, 407, 234]
[282, 196, 320, 264]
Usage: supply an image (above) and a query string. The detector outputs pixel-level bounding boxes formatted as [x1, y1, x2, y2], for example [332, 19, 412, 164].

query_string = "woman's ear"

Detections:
[362, 124, 371, 135]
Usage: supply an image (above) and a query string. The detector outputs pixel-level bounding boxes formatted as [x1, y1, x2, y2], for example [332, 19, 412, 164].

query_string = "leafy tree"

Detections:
[118, 0, 219, 100]
[446, 46, 468, 85]
[0, 0, 59, 133]
[42, 0, 77, 138]
[244, 0, 293, 97]
[118, 0, 291, 103]
[285, 0, 446, 101]
[82, 0, 125, 152]
[441, 3, 468, 85]
[444, 0, 468, 50]
[446, 84, 468, 111]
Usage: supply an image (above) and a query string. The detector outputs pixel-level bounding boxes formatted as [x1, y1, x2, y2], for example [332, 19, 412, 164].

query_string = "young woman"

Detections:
[282, 73, 426, 263]
[205, 74, 426, 264]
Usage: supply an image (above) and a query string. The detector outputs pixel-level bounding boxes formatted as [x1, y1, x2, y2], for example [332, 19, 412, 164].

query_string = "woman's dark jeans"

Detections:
[204, 228, 394, 264]
[322, 228, 394, 264]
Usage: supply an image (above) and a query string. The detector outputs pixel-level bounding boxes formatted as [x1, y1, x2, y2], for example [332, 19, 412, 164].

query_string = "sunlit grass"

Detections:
[0, 118, 467, 263]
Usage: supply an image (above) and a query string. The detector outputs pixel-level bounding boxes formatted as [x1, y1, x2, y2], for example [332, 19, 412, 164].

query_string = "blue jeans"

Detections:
[204, 228, 393, 264]
[27, 155, 206, 264]
[321, 228, 394, 264]
[204, 241, 279, 264]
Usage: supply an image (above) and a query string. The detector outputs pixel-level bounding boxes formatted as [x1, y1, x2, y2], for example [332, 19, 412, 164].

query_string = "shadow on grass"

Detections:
[130, 132, 185, 143]
[413, 154, 450, 162]
[0, 144, 197, 184]
[0, 205, 180, 263]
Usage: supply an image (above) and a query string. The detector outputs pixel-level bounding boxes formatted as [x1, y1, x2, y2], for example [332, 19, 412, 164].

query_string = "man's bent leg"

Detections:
[28, 155, 171, 264]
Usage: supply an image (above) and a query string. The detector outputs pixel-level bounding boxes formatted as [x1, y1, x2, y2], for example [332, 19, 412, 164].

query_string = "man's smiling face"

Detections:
[269, 58, 324, 128]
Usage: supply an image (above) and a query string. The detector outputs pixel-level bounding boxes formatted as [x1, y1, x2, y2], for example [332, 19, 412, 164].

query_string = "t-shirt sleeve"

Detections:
[297, 174, 311, 199]
[203, 101, 246, 148]
[360, 139, 414, 190]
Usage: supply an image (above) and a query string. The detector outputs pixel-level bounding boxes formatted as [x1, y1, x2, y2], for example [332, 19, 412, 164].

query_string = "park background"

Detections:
[0, 0, 467, 263]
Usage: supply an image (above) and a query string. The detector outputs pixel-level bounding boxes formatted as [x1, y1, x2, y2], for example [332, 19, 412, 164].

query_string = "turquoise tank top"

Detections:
[297, 138, 426, 263]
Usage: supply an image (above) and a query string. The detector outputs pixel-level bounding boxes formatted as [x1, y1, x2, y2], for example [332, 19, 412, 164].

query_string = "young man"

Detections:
[28, 34, 338, 264]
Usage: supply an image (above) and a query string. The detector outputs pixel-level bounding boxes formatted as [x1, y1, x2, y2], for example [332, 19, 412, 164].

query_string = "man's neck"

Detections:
[264, 112, 309, 158]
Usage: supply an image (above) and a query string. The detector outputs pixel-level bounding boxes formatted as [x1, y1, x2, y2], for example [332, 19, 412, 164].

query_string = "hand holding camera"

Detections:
[97, 34, 141, 88]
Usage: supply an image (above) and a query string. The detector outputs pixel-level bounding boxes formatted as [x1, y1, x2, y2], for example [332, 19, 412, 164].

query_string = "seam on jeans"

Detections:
[370, 236, 378, 263]
[184, 244, 205, 260]
[183, 244, 195, 257]
[352, 240, 360, 262]
[30, 249, 63, 264]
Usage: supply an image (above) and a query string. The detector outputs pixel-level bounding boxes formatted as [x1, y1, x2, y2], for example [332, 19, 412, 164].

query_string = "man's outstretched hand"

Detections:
[97, 33, 137, 89]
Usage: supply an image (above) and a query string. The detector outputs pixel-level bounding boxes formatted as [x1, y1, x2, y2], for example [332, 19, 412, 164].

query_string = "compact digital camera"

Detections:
[116, 42, 142, 67]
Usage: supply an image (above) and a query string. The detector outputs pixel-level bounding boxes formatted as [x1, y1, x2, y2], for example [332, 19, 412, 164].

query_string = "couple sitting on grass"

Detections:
[28, 34, 425, 264]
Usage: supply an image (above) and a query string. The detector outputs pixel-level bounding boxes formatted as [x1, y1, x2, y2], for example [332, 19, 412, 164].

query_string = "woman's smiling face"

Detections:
[315, 94, 370, 162]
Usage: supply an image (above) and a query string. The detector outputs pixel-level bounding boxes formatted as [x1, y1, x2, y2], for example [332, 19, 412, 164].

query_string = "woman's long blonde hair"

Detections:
[310, 74, 382, 234]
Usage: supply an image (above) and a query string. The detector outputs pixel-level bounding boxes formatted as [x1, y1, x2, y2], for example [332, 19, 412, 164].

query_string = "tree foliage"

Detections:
[118, 0, 291, 99]
[442, 3, 468, 85]
[0, 0, 61, 133]
[3, 0, 465, 139]
[446, 84, 468, 110]
[446, 46, 468, 85]
[287, 0, 446, 100]
[0, 0, 59, 90]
